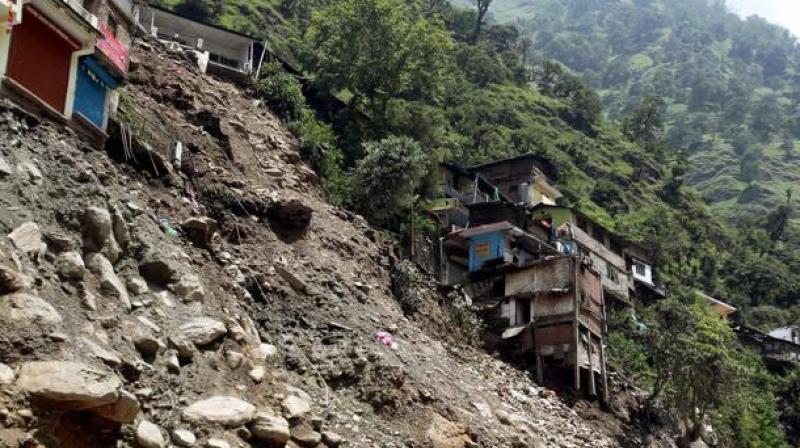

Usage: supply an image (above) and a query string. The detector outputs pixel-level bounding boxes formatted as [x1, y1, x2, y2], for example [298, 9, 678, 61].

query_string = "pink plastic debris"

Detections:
[375, 331, 398, 350]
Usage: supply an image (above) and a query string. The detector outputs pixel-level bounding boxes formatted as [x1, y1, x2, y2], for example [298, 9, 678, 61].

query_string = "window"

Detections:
[635, 262, 647, 277]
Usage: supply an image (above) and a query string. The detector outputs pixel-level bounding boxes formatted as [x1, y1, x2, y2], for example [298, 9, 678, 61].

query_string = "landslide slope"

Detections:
[0, 40, 669, 447]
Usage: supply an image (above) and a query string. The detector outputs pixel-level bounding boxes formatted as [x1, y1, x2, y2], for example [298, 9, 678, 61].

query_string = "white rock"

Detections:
[82, 207, 112, 253]
[179, 317, 227, 346]
[16, 162, 42, 185]
[0, 156, 12, 176]
[16, 361, 120, 409]
[172, 274, 205, 302]
[1, 292, 62, 326]
[182, 396, 256, 427]
[257, 343, 278, 361]
[136, 420, 165, 448]
[86, 252, 131, 310]
[250, 413, 290, 445]
[171, 429, 197, 447]
[127, 277, 149, 295]
[8, 222, 45, 255]
[55, 251, 86, 280]
[248, 366, 265, 383]
[281, 395, 311, 419]
[205, 439, 229, 448]
[92, 389, 140, 423]
[0, 363, 15, 384]
[82, 337, 122, 366]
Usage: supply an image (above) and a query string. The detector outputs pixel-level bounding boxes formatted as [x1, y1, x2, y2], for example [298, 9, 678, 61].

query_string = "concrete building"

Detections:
[134, 3, 262, 82]
[0, 0, 100, 118]
[73, 0, 134, 132]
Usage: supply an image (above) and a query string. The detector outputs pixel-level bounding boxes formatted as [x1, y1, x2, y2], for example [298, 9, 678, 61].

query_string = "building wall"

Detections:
[6, 6, 80, 113]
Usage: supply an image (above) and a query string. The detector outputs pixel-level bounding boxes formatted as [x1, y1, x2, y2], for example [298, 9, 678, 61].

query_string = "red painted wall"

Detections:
[7, 6, 79, 112]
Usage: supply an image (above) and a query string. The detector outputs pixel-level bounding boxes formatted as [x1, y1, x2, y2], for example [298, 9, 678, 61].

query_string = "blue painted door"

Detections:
[74, 60, 108, 129]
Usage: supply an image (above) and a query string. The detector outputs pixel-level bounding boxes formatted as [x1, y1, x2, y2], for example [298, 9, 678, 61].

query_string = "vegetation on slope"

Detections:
[151, 0, 800, 445]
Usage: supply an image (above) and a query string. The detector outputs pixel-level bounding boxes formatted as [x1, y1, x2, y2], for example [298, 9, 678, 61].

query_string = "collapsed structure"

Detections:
[430, 154, 742, 400]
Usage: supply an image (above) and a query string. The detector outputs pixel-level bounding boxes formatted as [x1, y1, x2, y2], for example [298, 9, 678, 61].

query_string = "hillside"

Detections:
[0, 38, 673, 448]
[465, 0, 800, 220]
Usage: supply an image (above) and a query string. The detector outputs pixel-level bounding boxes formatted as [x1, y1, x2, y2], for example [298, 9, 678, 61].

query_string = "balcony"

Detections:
[57, 0, 100, 30]
[1, 0, 23, 24]
[96, 23, 129, 75]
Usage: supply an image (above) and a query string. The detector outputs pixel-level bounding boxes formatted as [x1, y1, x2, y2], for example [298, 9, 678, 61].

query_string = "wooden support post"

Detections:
[600, 335, 609, 405]
[573, 258, 581, 391]
[533, 315, 543, 384]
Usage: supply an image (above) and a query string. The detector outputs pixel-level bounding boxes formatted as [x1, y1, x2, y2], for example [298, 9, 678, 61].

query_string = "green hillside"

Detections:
[468, 0, 800, 220]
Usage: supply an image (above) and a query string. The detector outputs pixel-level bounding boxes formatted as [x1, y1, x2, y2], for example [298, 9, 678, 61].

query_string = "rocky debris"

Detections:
[256, 343, 279, 362]
[137, 420, 166, 448]
[138, 255, 179, 286]
[291, 424, 322, 447]
[82, 207, 112, 252]
[171, 429, 197, 447]
[0, 155, 12, 176]
[425, 413, 476, 448]
[132, 325, 164, 358]
[93, 390, 140, 424]
[1, 292, 63, 326]
[0, 362, 15, 384]
[172, 273, 205, 302]
[127, 277, 149, 295]
[182, 396, 256, 427]
[178, 317, 227, 346]
[281, 395, 311, 420]
[55, 251, 86, 280]
[205, 438, 230, 448]
[16, 161, 43, 185]
[0, 263, 24, 294]
[181, 216, 218, 247]
[86, 252, 131, 310]
[169, 333, 196, 359]
[82, 337, 123, 366]
[16, 361, 121, 409]
[250, 412, 290, 445]
[8, 222, 45, 257]
[267, 199, 313, 230]
[322, 431, 343, 447]
[275, 265, 310, 294]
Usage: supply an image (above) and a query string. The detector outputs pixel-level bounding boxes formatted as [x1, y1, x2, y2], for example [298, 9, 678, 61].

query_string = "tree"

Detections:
[351, 136, 428, 227]
[303, 0, 453, 122]
[470, 0, 492, 44]
[645, 293, 742, 447]
[622, 96, 666, 147]
[739, 148, 762, 185]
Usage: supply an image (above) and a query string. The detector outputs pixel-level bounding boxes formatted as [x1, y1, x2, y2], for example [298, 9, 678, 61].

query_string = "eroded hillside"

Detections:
[0, 40, 674, 448]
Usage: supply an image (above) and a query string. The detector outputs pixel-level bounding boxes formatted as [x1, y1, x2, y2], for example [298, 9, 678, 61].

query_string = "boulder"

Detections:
[322, 431, 344, 447]
[16, 162, 43, 185]
[267, 200, 313, 230]
[171, 429, 197, 447]
[1, 292, 62, 326]
[281, 395, 311, 420]
[424, 413, 474, 448]
[82, 337, 122, 366]
[82, 207, 112, 252]
[178, 317, 227, 346]
[138, 255, 179, 286]
[111, 206, 130, 249]
[93, 390, 140, 423]
[0, 362, 15, 384]
[290, 424, 322, 447]
[8, 222, 45, 256]
[0, 264, 24, 295]
[0, 156, 11, 176]
[137, 420, 166, 448]
[205, 439, 230, 448]
[181, 217, 218, 248]
[172, 274, 205, 303]
[133, 326, 164, 358]
[182, 396, 256, 427]
[250, 413, 290, 445]
[16, 361, 120, 409]
[127, 277, 149, 295]
[55, 251, 86, 280]
[86, 252, 131, 311]
[169, 334, 196, 359]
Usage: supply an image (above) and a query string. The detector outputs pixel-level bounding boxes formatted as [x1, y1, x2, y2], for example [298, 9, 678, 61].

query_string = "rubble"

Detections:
[178, 317, 227, 346]
[250, 413, 290, 445]
[15, 361, 121, 409]
[137, 420, 166, 448]
[182, 396, 256, 427]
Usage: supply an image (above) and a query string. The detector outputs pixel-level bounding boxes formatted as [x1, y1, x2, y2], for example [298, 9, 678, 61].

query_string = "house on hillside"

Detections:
[467, 154, 562, 206]
[736, 325, 800, 364]
[0, 0, 100, 119]
[134, 3, 265, 83]
[72, 0, 134, 135]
